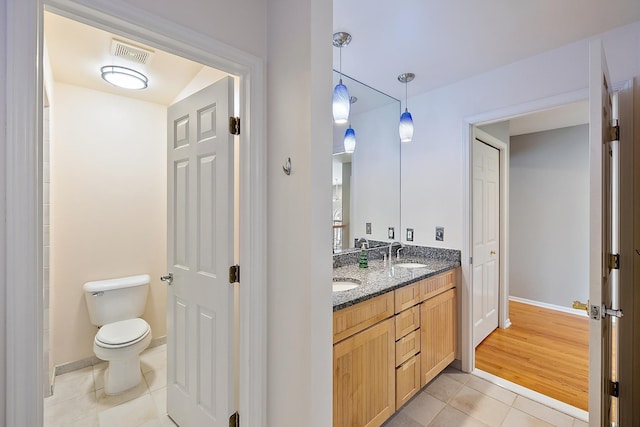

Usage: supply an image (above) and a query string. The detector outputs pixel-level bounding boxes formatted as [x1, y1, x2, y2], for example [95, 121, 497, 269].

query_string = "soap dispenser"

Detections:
[358, 243, 368, 268]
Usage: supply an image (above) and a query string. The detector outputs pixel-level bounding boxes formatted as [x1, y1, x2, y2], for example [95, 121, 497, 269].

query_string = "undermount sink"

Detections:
[394, 262, 429, 269]
[332, 278, 361, 292]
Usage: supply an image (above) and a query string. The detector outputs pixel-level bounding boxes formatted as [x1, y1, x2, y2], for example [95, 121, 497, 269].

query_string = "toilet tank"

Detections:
[83, 274, 150, 326]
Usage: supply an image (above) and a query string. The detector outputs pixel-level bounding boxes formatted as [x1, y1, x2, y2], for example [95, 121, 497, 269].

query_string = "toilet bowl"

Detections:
[83, 274, 152, 395]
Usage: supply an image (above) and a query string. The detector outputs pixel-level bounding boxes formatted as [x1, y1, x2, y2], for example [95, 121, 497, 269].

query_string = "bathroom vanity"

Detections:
[332, 254, 459, 427]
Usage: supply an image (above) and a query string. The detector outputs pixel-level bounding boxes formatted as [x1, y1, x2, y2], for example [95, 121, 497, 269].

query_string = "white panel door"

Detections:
[588, 40, 615, 427]
[472, 139, 500, 348]
[166, 77, 235, 427]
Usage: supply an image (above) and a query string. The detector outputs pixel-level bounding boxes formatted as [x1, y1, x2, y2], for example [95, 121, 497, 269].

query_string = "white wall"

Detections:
[509, 125, 589, 306]
[401, 20, 640, 251]
[50, 83, 167, 365]
[350, 102, 401, 244]
[0, 0, 6, 420]
[266, 0, 332, 424]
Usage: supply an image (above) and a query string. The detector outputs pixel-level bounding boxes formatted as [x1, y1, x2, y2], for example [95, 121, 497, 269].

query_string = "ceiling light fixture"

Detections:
[101, 65, 148, 90]
[398, 73, 415, 142]
[332, 32, 352, 124]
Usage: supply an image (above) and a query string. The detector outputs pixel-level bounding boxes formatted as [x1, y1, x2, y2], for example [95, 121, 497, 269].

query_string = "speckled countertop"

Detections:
[332, 257, 459, 311]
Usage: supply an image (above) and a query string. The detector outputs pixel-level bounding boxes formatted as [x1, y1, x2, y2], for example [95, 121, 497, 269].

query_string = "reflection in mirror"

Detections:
[332, 71, 401, 252]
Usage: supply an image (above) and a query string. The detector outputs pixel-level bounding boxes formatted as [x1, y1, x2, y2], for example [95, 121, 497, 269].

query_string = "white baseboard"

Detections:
[509, 296, 588, 317]
[473, 369, 589, 422]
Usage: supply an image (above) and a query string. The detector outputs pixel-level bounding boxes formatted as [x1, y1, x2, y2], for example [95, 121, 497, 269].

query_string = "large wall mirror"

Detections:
[332, 71, 401, 252]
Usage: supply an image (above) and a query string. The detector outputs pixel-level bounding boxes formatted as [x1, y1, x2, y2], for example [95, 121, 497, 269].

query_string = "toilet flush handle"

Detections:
[160, 272, 174, 285]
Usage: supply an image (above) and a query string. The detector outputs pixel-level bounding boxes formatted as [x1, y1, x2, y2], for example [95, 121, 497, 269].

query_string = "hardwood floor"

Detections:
[475, 300, 589, 411]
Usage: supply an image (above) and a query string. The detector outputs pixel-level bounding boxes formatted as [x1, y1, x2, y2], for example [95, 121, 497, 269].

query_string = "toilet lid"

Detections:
[96, 318, 150, 346]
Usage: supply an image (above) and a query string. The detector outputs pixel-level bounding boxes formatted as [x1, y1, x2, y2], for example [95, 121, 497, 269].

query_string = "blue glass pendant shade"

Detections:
[344, 126, 356, 153]
[332, 80, 350, 124]
[399, 109, 414, 142]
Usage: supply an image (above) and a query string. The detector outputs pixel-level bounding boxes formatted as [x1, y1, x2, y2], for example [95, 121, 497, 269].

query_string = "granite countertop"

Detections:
[332, 257, 460, 311]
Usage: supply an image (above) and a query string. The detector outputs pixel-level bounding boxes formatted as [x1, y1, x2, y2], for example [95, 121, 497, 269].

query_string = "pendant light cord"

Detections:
[339, 46, 343, 83]
[404, 80, 408, 112]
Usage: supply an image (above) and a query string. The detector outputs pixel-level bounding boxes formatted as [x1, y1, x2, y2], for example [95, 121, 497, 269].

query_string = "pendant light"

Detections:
[332, 32, 352, 124]
[343, 96, 358, 153]
[344, 126, 356, 153]
[398, 73, 415, 142]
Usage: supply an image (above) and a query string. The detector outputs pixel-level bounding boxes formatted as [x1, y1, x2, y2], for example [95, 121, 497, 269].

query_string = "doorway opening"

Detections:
[37, 1, 264, 419]
[465, 100, 591, 419]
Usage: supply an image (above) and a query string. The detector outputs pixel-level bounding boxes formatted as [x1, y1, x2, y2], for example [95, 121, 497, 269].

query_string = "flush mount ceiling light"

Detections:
[398, 73, 415, 142]
[101, 65, 148, 90]
[333, 32, 352, 124]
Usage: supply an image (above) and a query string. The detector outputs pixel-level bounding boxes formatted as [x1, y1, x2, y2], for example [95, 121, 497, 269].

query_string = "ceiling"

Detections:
[333, 0, 640, 101]
[44, 12, 228, 106]
[508, 101, 589, 136]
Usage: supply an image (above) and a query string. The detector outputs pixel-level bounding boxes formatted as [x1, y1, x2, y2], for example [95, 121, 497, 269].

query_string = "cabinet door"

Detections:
[334, 317, 395, 427]
[421, 288, 456, 387]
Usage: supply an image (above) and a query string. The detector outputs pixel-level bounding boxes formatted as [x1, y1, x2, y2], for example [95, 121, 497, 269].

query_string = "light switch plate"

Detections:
[406, 228, 414, 242]
[435, 226, 444, 241]
[388, 227, 395, 239]
[366, 222, 372, 234]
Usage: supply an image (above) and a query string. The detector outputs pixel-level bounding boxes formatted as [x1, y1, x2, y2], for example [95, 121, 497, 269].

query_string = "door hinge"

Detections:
[229, 265, 240, 284]
[229, 411, 239, 427]
[610, 381, 619, 398]
[609, 123, 619, 142]
[229, 116, 241, 135]
[469, 257, 473, 265]
[609, 253, 620, 270]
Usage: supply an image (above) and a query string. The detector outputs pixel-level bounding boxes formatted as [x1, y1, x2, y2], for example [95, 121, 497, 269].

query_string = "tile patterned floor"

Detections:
[44, 344, 175, 427]
[385, 367, 589, 427]
[46, 348, 588, 427]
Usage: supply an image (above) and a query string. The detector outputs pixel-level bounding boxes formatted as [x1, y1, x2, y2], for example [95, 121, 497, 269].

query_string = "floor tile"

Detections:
[512, 396, 574, 427]
[144, 365, 167, 391]
[383, 411, 425, 427]
[151, 387, 167, 416]
[442, 366, 472, 385]
[427, 405, 488, 427]
[465, 375, 517, 406]
[44, 390, 97, 426]
[425, 373, 465, 404]
[95, 380, 149, 410]
[572, 419, 589, 427]
[501, 408, 554, 427]
[98, 393, 158, 427]
[401, 392, 446, 426]
[48, 366, 95, 406]
[449, 386, 510, 427]
[140, 345, 166, 374]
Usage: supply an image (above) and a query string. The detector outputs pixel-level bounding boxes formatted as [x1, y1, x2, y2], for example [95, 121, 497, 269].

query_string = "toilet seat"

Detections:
[95, 318, 150, 349]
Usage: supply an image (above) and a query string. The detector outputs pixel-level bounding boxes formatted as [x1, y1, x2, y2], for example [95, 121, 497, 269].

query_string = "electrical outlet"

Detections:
[406, 228, 414, 242]
[366, 222, 372, 234]
[388, 227, 395, 239]
[435, 226, 444, 241]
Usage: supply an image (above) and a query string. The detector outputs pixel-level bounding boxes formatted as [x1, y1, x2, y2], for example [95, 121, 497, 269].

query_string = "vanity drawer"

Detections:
[395, 329, 420, 367]
[333, 292, 395, 344]
[396, 353, 421, 410]
[394, 282, 420, 313]
[420, 270, 455, 301]
[395, 305, 420, 340]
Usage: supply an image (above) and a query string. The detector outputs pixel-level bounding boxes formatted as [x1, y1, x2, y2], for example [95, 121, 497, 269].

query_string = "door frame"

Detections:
[4, 1, 267, 425]
[460, 88, 589, 372]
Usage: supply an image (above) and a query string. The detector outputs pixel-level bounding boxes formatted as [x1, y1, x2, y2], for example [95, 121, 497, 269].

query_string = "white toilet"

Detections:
[83, 274, 152, 395]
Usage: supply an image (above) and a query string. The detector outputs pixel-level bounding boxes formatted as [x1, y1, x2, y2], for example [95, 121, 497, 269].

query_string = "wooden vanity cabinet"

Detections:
[420, 288, 457, 387]
[333, 294, 396, 427]
[333, 268, 458, 425]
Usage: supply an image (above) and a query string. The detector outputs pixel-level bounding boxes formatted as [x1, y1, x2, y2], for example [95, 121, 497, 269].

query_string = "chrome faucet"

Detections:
[388, 241, 405, 261]
[357, 237, 370, 249]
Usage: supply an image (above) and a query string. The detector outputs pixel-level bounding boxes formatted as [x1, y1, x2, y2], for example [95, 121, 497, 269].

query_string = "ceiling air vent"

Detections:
[110, 39, 154, 65]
